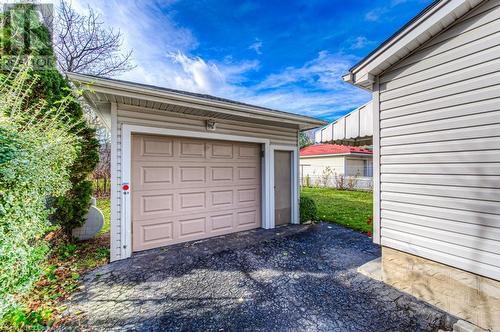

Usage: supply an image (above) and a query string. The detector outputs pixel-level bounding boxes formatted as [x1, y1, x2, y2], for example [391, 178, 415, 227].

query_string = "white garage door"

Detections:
[131, 134, 261, 251]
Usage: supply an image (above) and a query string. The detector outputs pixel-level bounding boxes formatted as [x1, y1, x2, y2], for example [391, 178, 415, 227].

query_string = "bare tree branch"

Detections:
[54, 1, 135, 77]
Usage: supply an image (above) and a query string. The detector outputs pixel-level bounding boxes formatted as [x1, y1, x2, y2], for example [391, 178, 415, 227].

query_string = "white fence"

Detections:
[300, 165, 373, 191]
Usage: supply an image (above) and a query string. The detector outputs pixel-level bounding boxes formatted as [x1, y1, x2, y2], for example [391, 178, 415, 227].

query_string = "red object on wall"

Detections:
[122, 184, 130, 191]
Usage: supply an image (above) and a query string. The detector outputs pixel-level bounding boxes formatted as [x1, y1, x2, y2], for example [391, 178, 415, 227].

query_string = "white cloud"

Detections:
[248, 39, 263, 54]
[68, 0, 370, 120]
[365, 7, 388, 22]
[70, 0, 199, 86]
[232, 51, 371, 117]
[350, 36, 373, 49]
[169, 52, 225, 93]
[365, 0, 427, 22]
[164, 52, 259, 94]
[256, 51, 357, 90]
[240, 88, 368, 118]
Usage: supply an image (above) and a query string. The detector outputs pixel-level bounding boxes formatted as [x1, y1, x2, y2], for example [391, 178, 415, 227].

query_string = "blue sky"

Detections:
[72, 0, 432, 122]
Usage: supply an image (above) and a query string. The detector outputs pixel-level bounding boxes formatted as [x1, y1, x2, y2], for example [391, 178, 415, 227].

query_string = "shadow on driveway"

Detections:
[65, 223, 455, 331]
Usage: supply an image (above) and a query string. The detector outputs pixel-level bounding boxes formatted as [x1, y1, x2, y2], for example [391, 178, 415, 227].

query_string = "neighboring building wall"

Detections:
[345, 158, 365, 176]
[111, 104, 299, 261]
[375, 2, 500, 329]
[346, 157, 373, 190]
[300, 155, 345, 186]
[300, 155, 373, 189]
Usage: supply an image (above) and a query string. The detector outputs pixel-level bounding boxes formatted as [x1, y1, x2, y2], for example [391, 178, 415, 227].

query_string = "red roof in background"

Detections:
[300, 144, 373, 156]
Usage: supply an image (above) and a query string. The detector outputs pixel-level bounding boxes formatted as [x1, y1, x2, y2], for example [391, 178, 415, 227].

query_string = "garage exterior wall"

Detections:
[375, 0, 500, 281]
[110, 104, 299, 261]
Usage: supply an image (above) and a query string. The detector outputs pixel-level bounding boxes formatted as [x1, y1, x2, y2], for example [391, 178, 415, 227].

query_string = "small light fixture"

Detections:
[206, 119, 216, 131]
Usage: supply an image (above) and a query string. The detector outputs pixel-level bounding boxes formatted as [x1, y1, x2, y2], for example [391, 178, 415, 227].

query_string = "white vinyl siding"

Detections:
[377, 1, 500, 281]
[110, 104, 299, 261]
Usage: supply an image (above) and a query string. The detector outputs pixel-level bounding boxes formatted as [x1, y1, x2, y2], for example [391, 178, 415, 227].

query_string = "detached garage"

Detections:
[68, 73, 325, 261]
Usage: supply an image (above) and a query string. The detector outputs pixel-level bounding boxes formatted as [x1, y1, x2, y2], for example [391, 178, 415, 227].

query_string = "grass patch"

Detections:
[1, 199, 112, 330]
[301, 187, 373, 233]
[96, 198, 111, 234]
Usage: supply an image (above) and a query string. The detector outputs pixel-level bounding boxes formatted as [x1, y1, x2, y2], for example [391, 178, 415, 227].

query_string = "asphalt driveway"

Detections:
[66, 223, 455, 331]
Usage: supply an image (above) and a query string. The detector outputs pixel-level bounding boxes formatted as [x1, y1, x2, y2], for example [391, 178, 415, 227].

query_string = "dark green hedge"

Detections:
[299, 194, 317, 223]
[1, 4, 99, 232]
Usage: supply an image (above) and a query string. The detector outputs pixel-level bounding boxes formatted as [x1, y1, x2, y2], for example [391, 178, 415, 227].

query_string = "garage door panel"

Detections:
[237, 188, 258, 204]
[133, 162, 259, 191]
[236, 144, 260, 159]
[179, 140, 206, 158]
[237, 210, 259, 227]
[237, 166, 259, 181]
[132, 134, 261, 252]
[141, 136, 174, 157]
[133, 186, 259, 221]
[133, 206, 260, 251]
[178, 216, 206, 238]
[134, 220, 174, 250]
[210, 213, 234, 231]
[142, 193, 174, 214]
[132, 135, 174, 161]
[209, 142, 234, 159]
[179, 191, 206, 210]
[210, 166, 234, 183]
[211, 190, 233, 207]
[133, 136, 262, 163]
[179, 166, 206, 184]
[138, 165, 174, 187]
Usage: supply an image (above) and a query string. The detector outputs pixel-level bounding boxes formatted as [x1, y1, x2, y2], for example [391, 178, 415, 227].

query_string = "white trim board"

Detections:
[109, 103, 120, 261]
[372, 79, 381, 245]
[120, 124, 273, 259]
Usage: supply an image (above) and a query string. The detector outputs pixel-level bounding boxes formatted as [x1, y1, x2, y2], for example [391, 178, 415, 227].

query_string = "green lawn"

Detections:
[96, 198, 111, 234]
[301, 187, 373, 233]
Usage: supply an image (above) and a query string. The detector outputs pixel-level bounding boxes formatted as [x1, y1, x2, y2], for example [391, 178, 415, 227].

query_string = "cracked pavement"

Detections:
[64, 223, 456, 331]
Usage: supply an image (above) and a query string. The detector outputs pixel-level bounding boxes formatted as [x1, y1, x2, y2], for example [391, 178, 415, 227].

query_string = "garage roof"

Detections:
[67, 72, 326, 131]
[342, 0, 484, 90]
